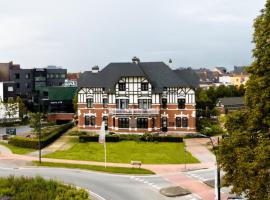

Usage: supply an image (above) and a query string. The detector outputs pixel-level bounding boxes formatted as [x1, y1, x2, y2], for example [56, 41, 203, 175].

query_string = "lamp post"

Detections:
[197, 134, 221, 200]
[38, 92, 42, 164]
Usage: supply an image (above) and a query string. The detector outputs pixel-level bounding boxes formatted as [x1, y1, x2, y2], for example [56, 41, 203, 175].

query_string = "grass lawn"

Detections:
[0, 142, 36, 155]
[44, 141, 199, 164]
[34, 161, 155, 175]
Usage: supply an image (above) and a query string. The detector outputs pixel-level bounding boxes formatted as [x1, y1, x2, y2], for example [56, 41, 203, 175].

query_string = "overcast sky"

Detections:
[0, 0, 266, 72]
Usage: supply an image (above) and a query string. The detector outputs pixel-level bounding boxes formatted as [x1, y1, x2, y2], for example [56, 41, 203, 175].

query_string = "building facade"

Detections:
[77, 60, 198, 134]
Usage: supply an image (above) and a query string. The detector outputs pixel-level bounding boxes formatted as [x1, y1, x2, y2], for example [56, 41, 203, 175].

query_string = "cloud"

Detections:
[0, 0, 266, 71]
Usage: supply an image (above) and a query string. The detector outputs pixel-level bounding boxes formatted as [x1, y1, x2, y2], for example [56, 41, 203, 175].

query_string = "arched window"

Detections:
[182, 117, 188, 127]
[176, 117, 181, 127]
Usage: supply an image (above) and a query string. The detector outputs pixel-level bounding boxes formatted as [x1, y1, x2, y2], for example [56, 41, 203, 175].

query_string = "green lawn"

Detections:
[34, 161, 155, 175]
[44, 141, 199, 164]
[0, 142, 36, 155]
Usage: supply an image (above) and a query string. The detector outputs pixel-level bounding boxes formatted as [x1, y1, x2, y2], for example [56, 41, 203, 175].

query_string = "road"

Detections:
[0, 166, 200, 200]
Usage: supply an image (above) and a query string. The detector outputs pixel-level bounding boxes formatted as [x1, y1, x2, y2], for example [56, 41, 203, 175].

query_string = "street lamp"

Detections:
[197, 133, 221, 200]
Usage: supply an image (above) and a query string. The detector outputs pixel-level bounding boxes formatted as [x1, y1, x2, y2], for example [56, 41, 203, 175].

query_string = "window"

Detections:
[25, 83, 30, 89]
[162, 98, 167, 109]
[25, 73, 30, 79]
[15, 73, 20, 79]
[152, 118, 155, 128]
[118, 118, 129, 128]
[55, 74, 59, 78]
[118, 83, 126, 91]
[182, 117, 188, 127]
[85, 116, 90, 125]
[61, 74, 66, 78]
[50, 74, 54, 78]
[86, 98, 93, 108]
[103, 98, 108, 108]
[176, 117, 181, 127]
[8, 86, 13, 92]
[141, 83, 148, 91]
[138, 99, 151, 109]
[90, 116, 95, 126]
[137, 118, 148, 129]
[116, 99, 129, 109]
[178, 98, 186, 109]
[16, 83, 20, 89]
[113, 118, 115, 127]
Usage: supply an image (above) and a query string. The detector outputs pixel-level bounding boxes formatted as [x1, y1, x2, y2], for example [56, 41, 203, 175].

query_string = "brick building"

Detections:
[77, 58, 198, 134]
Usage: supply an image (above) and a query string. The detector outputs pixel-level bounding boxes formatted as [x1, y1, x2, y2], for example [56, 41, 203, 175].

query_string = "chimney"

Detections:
[132, 56, 140, 64]
[92, 65, 99, 73]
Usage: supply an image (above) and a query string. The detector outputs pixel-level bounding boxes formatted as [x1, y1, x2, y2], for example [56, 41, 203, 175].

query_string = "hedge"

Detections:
[79, 134, 183, 143]
[9, 123, 74, 149]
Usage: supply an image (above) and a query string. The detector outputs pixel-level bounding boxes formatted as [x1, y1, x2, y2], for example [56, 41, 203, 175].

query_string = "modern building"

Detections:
[9, 66, 67, 110]
[77, 58, 198, 134]
[47, 86, 77, 123]
[0, 62, 20, 82]
[0, 82, 17, 102]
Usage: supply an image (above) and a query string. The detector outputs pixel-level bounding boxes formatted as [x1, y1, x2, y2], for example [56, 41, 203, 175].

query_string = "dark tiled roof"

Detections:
[78, 62, 197, 93]
[174, 68, 199, 88]
[218, 97, 244, 106]
[233, 66, 248, 75]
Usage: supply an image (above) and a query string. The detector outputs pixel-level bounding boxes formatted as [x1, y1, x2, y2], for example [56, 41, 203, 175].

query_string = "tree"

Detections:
[72, 93, 78, 113]
[16, 96, 27, 120]
[219, 1, 270, 199]
[29, 112, 42, 136]
[4, 97, 18, 121]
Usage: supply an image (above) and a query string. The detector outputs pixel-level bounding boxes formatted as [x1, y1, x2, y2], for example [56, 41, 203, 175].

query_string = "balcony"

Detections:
[109, 108, 159, 116]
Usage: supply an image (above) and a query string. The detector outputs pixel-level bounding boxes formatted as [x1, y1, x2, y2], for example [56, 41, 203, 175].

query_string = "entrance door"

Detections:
[161, 117, 168, 132]
[102, 116, 108, 130]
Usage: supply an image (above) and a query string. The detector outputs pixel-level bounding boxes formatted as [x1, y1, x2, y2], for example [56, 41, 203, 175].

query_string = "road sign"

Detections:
[6, 127, 16, 135]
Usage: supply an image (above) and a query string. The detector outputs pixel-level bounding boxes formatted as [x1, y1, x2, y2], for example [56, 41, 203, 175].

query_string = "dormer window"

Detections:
[103, 98, 108, 108]
[141, 83, 148, 91]
[119, 83, 126, 91]
[86, 98, 93, 108]
[178, 98, 185, 109]
[162, 98, 167, 109]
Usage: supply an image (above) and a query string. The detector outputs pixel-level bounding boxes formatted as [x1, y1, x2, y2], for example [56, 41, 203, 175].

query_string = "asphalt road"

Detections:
[0, 166, 200, 200]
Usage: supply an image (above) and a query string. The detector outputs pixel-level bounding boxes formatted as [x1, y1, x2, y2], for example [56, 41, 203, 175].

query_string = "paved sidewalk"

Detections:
[27, 136, 75, 157]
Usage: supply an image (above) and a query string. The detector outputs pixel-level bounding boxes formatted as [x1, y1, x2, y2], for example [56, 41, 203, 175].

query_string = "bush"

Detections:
[200, 124, 224, 136]
[9, 123, 74, 149]
[79, 133, 183, 143]
[79, 135, 120, 143]
[0, 176, 89, 200]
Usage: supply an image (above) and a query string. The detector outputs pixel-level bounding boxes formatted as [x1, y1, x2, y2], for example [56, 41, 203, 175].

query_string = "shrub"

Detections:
[200, 124, 224, 136]
[0, 176, 89, 200]
[79, 133, 183, 143]
[9, 123, 74, 149]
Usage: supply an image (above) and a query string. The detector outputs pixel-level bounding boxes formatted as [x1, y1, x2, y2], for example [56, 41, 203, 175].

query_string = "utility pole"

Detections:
[38, 93, 41, 164]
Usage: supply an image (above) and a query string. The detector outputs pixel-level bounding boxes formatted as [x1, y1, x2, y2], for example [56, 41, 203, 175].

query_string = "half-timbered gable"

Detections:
[77, 59, 199, 134]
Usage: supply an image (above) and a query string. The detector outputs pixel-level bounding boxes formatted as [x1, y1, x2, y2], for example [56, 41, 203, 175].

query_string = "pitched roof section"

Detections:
[218, 97, 244, 106]
[78, 62, 197, 93]
[174, 68, 199, 88]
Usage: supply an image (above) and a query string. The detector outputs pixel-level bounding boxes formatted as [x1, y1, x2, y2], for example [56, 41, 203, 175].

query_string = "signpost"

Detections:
[6, 127, 16, 135]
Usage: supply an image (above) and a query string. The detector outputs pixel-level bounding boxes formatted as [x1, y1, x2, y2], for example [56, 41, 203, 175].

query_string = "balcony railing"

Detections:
[109, 108, 159, 115]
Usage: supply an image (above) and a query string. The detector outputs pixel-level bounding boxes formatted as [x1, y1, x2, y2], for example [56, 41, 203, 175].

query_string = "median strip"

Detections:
[33, 161, 155, 175]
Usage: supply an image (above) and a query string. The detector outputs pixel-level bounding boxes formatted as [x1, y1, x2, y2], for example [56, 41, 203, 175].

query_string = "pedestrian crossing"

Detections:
[129, 176, 201, 200]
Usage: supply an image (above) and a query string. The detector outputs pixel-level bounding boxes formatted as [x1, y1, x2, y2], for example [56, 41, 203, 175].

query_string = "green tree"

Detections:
[219, 1, 270, 199]
[16, 96, 27, 119]
[29, 112, 42, 136]
[4, 97, 18, 121]
[72, 93, 78, 113]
